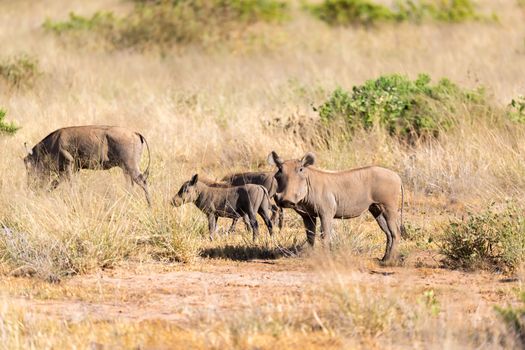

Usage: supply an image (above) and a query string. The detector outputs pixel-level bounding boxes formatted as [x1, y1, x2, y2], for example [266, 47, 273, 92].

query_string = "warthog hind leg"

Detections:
[369, 204, 394, 262]
[258, 204, 274, 236]
[126, 168, 151, 207]
[383, 208, 401, 262]
[247, 210, 259, 241]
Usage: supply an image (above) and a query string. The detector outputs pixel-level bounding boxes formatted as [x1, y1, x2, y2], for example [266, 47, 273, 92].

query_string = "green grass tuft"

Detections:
[0, 109, 20, 136]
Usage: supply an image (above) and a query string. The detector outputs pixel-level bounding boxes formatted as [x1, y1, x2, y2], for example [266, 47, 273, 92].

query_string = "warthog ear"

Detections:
[190, 173, 199, 186]
[301, 152, 316, 167]
[24, 142, 33, 155]
[267, 151, 283, 168]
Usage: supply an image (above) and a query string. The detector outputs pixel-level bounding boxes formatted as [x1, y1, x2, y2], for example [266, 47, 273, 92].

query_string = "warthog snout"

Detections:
[171, 196, 183, 207]
[275, 193, 296, 208]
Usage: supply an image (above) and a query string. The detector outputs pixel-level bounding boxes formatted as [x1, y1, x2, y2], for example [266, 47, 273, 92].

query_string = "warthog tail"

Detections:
[400, 183, 407, 239]
[137, 133, 151, 180]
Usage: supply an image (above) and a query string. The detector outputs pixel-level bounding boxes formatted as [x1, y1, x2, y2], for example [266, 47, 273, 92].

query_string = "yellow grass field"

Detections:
[1, 0, 525, 348]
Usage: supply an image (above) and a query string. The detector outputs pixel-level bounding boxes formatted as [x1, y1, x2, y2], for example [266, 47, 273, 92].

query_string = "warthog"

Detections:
[23, 125, 151, 206]
[221, 171, 284, 229]
[171, 174, 274, 240]
[268, 151, 405, 262]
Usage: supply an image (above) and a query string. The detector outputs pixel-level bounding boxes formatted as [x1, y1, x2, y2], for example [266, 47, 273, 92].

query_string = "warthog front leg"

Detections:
[48, 150, 74, 191]
[277, 206, 284, 230]
[242, 215, 252, 232]
[300, 213, 316, 246]
[270, 204, 284, 230]
[227, 218, 238, 236]
[319, 213, 334, 248]
[208, 213, 218, 240]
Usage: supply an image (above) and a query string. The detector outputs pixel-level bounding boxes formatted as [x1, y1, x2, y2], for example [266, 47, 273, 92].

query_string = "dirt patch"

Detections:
[6, 254, 518, 326]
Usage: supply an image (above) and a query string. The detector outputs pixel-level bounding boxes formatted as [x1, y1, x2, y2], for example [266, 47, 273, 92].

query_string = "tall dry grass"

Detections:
[0, 0, 522, 267]
[0, 0, 523, 271]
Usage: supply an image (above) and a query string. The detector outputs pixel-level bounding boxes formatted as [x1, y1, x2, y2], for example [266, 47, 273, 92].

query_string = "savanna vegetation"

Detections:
[1, 0, 525, 348]
[307, 0, 491, 26]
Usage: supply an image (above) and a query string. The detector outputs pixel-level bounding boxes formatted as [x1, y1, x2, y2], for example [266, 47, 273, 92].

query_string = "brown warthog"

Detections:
[23, 125, 151, 206]
[267, 151, 404, 262]
[221, 171, 284, 229]
[171, 174, 273, 240]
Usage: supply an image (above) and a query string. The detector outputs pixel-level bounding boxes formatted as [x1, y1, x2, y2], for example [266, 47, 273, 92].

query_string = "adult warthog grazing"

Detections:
[171, 174, 273, 240]
[221, 171, 284, 229]
[23, 125, 151, 206]
[267, 151, 405, 263]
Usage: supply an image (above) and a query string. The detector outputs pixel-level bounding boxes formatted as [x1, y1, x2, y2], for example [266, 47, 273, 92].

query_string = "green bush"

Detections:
[307, 0, 398, 26]
[43, 0, 289, 49]
[396, 0, 482, 22]
[43, 12, 117, 33]
[0, 109, 20, 135]
[0, 54, 40, 89]
[308, 0, 489, 26]
[440, 203, 525, 272]
[508, 96, 525, 123]
[316, 74, 484, 140]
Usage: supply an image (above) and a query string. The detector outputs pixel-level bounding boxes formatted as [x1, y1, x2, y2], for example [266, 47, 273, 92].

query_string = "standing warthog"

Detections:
[171, 174, 274, 240]
[23, 125, 151, 206]
[221, 171, 284, 229]
[267, 151, 405, 263]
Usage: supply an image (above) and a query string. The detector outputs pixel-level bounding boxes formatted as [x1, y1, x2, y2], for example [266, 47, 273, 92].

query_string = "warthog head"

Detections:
[23, 143, 45, 188]
[267, 151, 316, 208]
[171, 174, 199, 207]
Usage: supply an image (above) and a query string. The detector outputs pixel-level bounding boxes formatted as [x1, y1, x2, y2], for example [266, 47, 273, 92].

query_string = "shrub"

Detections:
[43, 0, 289, 49]
[308, 0, 489, 25]
[0, 54, 40, 89]
[43, 11, 117, 33]
[316, 74, 484, 141]
[396, 0, 483, 23]
[425, 0, 480, 22]
[0, 109, 20, 136]
[307, 0, 398, 26]
[440, 202, 525, 272]
[508, 96, 525, 123]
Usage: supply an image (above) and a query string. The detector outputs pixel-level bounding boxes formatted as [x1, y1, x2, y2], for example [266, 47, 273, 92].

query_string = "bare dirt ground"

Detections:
[7, 252, 517, 327]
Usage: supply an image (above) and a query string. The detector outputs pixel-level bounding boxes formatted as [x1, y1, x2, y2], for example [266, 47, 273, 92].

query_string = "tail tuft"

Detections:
[136, 132, 151, 181]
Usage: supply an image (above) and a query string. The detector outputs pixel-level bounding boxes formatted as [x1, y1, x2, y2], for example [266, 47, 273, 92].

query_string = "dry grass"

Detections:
[1, 0, 525, 348]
